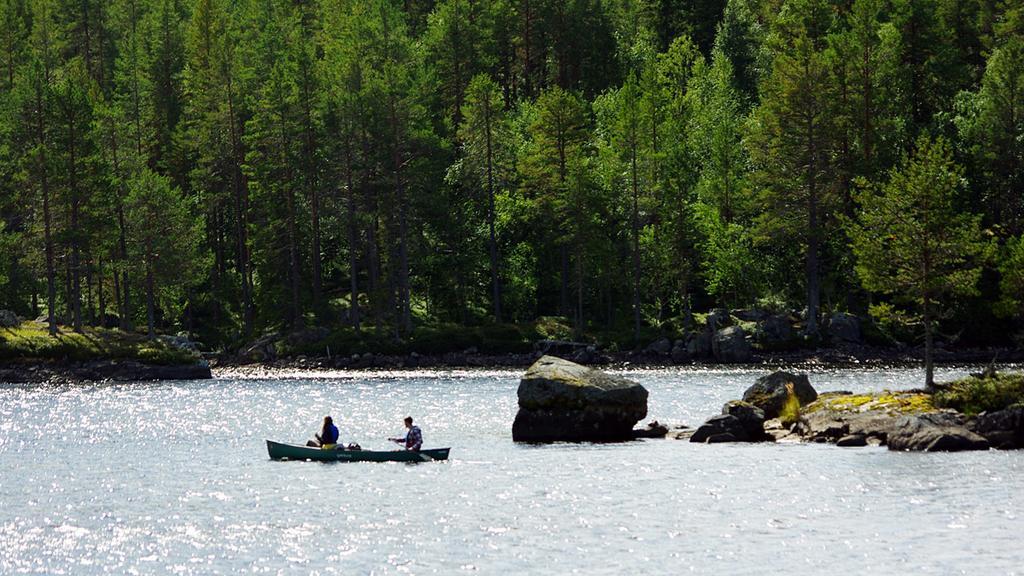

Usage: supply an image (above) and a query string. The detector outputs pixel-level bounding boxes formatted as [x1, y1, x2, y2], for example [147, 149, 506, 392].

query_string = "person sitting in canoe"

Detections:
[306, 416, 341, 449]
[388, 416, 422, 452]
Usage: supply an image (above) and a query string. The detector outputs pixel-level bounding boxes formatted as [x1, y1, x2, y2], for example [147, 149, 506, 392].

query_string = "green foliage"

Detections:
[934, 374, 1024, 416]
[0, 321, 197, 364]
[849, 137, 993, 306]
[849, 136, 994, 384]
[1, 0, 1024, 356]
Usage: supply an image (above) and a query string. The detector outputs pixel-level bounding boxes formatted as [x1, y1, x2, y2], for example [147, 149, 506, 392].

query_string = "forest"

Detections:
[0, 0, 1022, 362]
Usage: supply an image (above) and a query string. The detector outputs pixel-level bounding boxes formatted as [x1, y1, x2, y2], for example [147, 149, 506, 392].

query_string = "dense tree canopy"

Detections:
[0, 0, 1022, 350]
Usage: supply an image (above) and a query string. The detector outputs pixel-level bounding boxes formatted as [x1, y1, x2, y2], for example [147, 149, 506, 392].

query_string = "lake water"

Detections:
[1, 366, 1022, 575]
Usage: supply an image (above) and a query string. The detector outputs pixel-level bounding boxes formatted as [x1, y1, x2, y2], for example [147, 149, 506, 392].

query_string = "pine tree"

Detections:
[958, 37, 1024, 234]
[848, 137, 993, 388]
[125, 168, 204, 338]
[748, 0, 836, 336]
[458, 74, 512, 322]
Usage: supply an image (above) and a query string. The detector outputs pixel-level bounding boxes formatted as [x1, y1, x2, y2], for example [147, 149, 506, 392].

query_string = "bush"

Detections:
[933, 374, 1024, 416]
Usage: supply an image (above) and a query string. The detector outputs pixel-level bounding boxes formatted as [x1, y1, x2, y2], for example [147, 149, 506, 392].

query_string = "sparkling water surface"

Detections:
[1, 367, 1021, 575]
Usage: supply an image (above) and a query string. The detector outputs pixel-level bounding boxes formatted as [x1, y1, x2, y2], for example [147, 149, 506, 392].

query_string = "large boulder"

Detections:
[888, 413, 990, 452]
[828, 312, 862, 344]
[512, 355, 648, 442]
[969, 407, 1024, 449]
[686, 331, 713, 359]
[713, 326, 752, 363]
[743, 372, 818, 419]
[670, 340, 689, 364]
[755, 314, 794, 347]
[645, 338, 672, 356]
[0, 309, 19, 328]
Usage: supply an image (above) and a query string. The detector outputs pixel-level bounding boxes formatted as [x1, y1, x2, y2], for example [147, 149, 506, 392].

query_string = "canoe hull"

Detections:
[266, 440, 450, 462]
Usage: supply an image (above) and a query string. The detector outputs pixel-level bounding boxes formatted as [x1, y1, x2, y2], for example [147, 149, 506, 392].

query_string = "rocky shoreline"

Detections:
[212, 343, 1024, 374]
[682, 371, 1024, 452]
[0, 359, 212, 383]
[508, 355, 1023, 453]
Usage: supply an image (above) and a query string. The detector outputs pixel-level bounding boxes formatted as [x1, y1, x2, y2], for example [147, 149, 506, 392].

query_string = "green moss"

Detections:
[779, 388, 801, 426]
[0, 322, 197, 365]
[808, 391, 935, 415]
[934, 374, 1024, 416]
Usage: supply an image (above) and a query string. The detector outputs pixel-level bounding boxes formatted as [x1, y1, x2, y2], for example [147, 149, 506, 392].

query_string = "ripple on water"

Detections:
[0, 366, 1021, 575]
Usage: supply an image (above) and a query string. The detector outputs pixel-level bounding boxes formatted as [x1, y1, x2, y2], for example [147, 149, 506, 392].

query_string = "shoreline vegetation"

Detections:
[2, 310, 1022, 383]
[0, 320, 210, 382]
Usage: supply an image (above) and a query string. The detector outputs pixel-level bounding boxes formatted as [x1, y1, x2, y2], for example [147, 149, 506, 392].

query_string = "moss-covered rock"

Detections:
[742, 371, 817, 418]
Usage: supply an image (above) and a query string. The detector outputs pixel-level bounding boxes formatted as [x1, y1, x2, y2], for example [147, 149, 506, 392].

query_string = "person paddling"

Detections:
[389, 416, 422, 452]
[307, 416, 340, 449]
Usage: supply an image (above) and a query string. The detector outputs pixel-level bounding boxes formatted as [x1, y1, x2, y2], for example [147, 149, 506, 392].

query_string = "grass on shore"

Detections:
[933, 373, 1024, 416]
[0, 321, 198, 365]
[805, 391, 936, 415]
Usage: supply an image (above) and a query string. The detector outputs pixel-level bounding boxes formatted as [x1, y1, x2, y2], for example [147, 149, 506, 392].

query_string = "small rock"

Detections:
[755, 314, 794, 346]
[836, 434, 868, 447]
[0, 310, 19, 328]
[722, 400, 768, 441]
[632, 421, 669, 439]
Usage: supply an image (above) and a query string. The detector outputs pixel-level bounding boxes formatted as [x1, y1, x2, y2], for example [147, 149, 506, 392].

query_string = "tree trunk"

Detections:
[32, 72, 58, 336]
[145, 242, 156, 340]
[923, 294, 934, 388]
[804, 111, 820, 337]
[631, 141, 641, 345]
[97, 258, 106, 322]
[69, 105, 83, 333]
[484, 97, 501, 322]
[226, 68, 253, 336]
[344, 137, 360, 332]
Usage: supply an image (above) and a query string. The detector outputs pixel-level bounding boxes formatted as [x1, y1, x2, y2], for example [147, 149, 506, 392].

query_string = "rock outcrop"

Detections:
[512, 355, 648, 442]
[828, 312, 862, 344]
[888, 413, 990, 452]
[713, 326, 752, 363]
[968, 407, 1024, 449]
[742, 371, 817, 418]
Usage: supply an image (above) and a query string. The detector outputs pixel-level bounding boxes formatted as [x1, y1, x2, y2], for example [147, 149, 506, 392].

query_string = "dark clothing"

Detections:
[323, 423, 339, 444]
[403, 426, 423, 451]
[316, 422, 339, 445]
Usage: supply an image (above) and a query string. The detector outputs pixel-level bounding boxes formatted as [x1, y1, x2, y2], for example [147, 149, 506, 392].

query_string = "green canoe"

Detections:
[266, 440, 450, 462]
